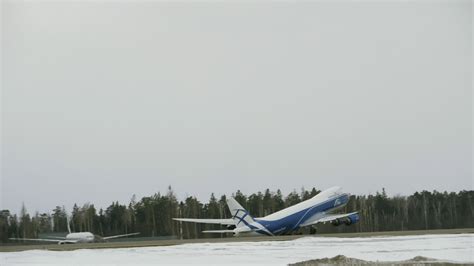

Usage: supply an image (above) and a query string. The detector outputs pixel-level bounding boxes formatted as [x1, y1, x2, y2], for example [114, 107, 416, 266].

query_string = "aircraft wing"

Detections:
[173, 218, 234, 225]
[102, 232, 140, 240]
[300, 212, 359, 227]
[41, 236, 66, 240]
[8, 237, 78, 244]
[202, 230, 235, 233]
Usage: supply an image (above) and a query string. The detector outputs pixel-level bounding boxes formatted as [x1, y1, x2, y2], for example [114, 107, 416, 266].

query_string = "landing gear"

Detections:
[331, 219, 341, 226]
[309, 226, 317, 235]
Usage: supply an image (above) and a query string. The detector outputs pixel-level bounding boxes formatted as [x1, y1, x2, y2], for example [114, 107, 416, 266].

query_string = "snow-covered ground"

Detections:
[1, 234, 473, 265]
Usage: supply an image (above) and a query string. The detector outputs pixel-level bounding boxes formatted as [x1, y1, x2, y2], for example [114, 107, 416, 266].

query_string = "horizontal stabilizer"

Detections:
[173, 218, 234, 225]
[202, 230, 235, 234]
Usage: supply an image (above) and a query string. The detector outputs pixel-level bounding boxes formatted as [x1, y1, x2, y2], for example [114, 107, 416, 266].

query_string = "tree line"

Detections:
[1, 187, 473, 243]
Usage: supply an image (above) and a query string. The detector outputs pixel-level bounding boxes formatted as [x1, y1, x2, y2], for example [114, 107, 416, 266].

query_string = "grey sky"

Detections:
[1, 1, 472, 215]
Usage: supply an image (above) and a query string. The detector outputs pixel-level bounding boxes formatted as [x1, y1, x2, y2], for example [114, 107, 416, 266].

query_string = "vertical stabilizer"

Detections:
[66, 215, 72, 234]
[227, 197, 254, 228]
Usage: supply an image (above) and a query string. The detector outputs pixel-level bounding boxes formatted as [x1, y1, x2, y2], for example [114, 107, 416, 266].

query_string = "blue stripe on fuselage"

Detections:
[254, 193, 350, 235]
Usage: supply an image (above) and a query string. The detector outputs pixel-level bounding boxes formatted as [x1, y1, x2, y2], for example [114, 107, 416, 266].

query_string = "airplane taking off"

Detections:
[174, 186, 359, 236]
[9, 216, 139, 244]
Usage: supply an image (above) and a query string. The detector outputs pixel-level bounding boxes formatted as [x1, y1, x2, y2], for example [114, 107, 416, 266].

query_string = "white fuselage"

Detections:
[65, 232, 95, 243]
[262, 186, 345, 221]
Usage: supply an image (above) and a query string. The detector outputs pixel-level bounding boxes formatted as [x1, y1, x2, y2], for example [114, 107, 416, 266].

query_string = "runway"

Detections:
[1, 228, 472, 252]
[1, 232, 473, 265]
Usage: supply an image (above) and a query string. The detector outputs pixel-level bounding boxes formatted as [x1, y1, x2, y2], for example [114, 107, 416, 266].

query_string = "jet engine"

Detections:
[343, 213, 360, 225]
[331, 213, 360, 226]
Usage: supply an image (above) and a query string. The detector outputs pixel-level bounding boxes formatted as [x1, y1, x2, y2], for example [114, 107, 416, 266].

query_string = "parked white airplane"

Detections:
[9, 217, 139, 244]
[174, 186, 359, 236]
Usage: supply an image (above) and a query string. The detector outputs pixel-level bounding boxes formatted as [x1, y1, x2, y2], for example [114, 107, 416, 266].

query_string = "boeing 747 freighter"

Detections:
[174, 186, 359, 236]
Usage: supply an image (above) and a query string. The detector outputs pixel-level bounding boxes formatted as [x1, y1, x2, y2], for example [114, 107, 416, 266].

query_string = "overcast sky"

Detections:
[1, 1, 472, 215]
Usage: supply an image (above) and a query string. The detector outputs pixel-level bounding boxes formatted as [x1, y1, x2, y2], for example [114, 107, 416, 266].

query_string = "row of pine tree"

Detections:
[1, 187, 473, 242]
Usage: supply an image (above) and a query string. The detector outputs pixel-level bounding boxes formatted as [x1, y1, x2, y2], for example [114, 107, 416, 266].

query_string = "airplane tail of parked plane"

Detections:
[66, 215, 72, 234]
[226, 197, 254, 228]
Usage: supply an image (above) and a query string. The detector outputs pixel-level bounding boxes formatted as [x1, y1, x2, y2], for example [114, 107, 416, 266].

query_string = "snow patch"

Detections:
[1, 234, 473, 265]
